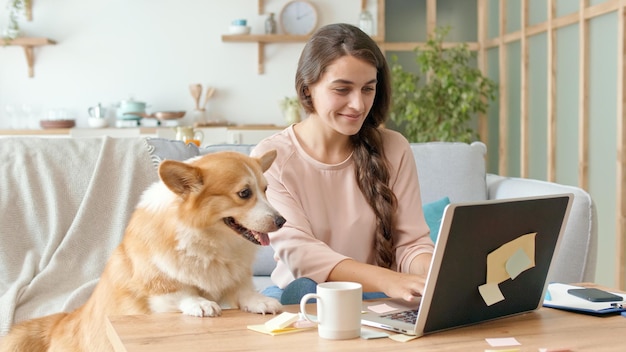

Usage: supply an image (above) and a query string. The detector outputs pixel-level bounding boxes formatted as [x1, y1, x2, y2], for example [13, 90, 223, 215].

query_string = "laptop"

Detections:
[361, 193, 574, 337]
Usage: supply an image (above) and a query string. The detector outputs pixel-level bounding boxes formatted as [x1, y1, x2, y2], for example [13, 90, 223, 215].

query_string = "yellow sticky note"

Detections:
[247, 324, 311, 336]
[264, 312, 300, 331]
[486, 233, 536, 284]
[478, 282, 505, 306]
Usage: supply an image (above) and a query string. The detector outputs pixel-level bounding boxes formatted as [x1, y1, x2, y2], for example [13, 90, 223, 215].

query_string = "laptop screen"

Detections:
[420, 195, 572, 334]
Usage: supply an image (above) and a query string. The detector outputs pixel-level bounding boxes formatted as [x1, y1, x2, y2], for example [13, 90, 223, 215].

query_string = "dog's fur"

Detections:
[0, 150, 285, 352]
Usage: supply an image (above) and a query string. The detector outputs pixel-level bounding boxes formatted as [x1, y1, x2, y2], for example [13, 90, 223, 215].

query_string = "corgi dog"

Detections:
[0, 150, 285, 352]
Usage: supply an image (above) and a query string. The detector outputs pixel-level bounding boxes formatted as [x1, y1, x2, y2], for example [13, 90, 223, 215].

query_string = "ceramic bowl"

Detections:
[40, 119, 75, 129]
[229, 25, 251, 35]
[88, 117, 108, 128]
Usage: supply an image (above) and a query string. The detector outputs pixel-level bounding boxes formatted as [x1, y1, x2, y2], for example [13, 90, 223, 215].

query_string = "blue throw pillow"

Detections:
[423, 197, 450, 243]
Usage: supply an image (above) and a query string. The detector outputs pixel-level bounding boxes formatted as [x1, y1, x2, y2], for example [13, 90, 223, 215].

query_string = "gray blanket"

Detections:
[0, 136, 158, 335]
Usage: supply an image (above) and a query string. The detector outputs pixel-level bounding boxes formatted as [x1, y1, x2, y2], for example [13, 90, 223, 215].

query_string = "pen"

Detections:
[538, 348, 572, 352]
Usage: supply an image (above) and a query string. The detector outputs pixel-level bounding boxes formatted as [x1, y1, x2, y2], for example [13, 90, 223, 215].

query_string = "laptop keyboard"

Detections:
[381, 309, 419, 324]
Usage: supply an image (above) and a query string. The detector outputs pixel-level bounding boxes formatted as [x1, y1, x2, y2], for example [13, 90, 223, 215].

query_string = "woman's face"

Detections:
[307, 55, 377, 136]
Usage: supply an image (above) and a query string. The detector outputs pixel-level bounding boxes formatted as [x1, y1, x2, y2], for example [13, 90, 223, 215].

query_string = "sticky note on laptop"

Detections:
[486, 233, 536, 284]
[479, 233, 537, 306]
[506, 247, 533, 280]
[479, 282, 506, 306]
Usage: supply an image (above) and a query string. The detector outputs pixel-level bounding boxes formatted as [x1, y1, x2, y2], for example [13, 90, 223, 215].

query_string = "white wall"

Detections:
[0, 0, 374, 128]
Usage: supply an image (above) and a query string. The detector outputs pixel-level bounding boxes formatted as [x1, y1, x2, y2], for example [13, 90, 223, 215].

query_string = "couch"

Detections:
[0, 136, 596, 336]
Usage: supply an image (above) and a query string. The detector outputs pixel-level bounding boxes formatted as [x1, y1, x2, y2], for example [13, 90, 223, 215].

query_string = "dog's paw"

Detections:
[180, 297, 222, 317]
[240, 295, 283, 315]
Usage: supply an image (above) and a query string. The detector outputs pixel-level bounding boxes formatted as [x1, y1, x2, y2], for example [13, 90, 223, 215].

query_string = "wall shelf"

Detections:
[1, 37, 56, 77]
[221, 34, 309, 74]
[221, 0, 385, 74]
[1, 2, 54, 78]
[221, 34, 309, 43]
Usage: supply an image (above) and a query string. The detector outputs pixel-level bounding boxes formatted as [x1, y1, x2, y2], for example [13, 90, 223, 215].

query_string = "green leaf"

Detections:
[390, 25, 497, 142]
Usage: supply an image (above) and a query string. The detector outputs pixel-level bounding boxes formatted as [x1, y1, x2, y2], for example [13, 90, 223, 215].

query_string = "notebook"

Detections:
[543, 282, 626, 316]
[361, 194, 574, 337]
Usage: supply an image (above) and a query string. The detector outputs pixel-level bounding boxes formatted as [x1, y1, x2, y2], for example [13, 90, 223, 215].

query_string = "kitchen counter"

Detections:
[0, 128, 157, 135]
[0, 125, 286, 146]
[0, 124, 285, 135]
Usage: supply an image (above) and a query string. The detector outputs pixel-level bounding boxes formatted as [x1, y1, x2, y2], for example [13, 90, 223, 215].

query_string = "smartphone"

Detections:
[567, 288, 624, 302]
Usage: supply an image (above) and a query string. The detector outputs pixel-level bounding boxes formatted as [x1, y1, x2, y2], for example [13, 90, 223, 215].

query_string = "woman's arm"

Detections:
[328, 254, 431, 301]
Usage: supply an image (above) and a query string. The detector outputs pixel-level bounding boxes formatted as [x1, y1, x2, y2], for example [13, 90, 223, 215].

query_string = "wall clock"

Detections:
[279, 0, 318, 36]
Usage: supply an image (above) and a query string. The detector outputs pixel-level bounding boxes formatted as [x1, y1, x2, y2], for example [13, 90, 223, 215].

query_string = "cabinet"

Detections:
[0, 1, 56, 78]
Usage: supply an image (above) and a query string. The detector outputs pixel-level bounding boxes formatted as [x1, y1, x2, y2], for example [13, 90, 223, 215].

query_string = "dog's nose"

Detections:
[274, 215, 286, 229]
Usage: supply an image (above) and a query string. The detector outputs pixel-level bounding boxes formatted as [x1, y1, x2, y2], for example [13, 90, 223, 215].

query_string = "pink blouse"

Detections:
[251, 126, 433, 288]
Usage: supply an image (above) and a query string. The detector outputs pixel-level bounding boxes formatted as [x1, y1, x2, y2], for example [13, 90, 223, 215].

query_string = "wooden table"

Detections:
[107, 302, 626, 351]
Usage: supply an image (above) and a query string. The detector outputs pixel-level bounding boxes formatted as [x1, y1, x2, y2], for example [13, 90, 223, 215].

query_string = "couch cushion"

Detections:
[199, 144, 255, 155]
[144, 139, 255, 163]
[411, 142, 487, 203]
[145, 138, 199, 167]
[423, 196, 450, 242]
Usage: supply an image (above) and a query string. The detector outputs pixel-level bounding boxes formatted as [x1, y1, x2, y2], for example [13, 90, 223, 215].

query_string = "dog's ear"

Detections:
[257, 150, 277, 172]
[159, 160, 204, 197]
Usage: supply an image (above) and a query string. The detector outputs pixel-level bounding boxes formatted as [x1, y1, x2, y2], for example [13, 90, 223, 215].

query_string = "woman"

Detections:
[251, 23, 434, 305]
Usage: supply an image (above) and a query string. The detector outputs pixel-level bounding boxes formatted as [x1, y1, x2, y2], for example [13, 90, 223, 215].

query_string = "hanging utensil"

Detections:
[189, 84, 202, 110]
[202, 87, 215, 110]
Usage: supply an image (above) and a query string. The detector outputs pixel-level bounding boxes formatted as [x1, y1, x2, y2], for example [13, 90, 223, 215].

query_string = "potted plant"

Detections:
[279, 96, 303, 124]
[3, 0, 29, 41]
[389, 26, 497, 143]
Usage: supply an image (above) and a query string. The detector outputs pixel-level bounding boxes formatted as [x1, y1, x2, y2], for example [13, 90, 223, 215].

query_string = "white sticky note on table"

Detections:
[478, 282, 505, 306]
[360, 327, 389, 339]
[485, 337, 521, 347]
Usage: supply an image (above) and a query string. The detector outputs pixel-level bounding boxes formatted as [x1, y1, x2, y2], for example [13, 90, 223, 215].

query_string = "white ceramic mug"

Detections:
[299, 282, 362, 340]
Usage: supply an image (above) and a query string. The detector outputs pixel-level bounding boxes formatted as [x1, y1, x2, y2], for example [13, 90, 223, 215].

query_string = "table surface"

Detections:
[107, 297, 626, 352]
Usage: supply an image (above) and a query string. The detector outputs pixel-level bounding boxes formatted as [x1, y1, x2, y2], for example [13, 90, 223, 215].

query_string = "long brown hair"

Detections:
[295, 23, 398, 268]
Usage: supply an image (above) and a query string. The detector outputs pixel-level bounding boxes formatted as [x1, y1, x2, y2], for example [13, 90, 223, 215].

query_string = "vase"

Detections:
[265, 13, 277, 34]
[284, 106, 301, 124]
[358, 9, 374, 36]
